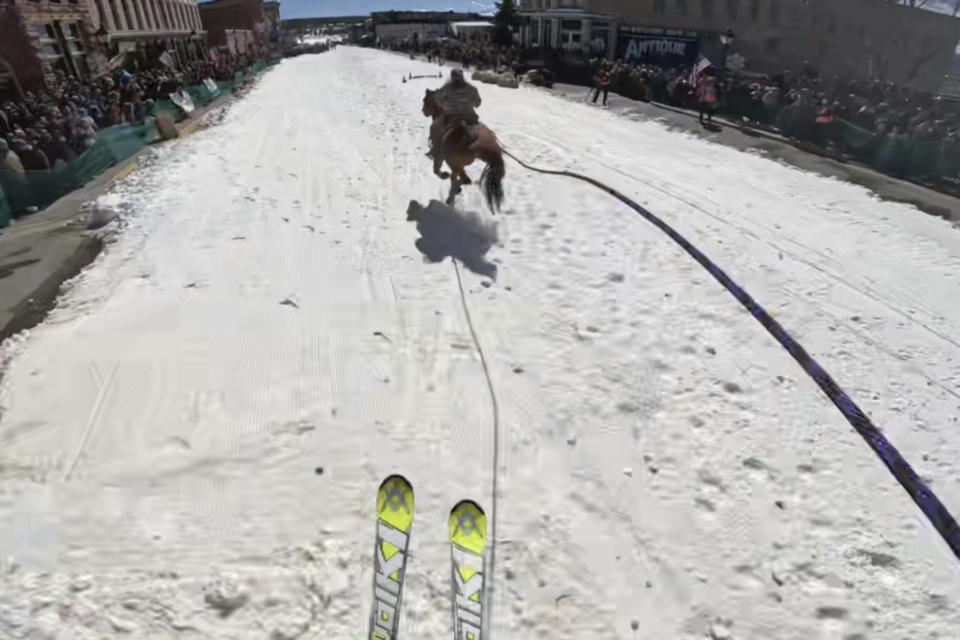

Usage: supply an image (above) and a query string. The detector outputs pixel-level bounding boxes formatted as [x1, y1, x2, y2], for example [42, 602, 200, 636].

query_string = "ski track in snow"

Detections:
[0, 48, 959, 639]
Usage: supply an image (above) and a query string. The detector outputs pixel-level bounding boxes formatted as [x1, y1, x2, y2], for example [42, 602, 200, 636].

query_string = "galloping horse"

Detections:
[422, 88, 505, 212]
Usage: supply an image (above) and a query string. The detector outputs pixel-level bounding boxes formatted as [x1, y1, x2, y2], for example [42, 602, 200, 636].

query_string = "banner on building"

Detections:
[618, 28, 698, 66]
[104, 52, 127, 73]
[159, 51, 176, 69]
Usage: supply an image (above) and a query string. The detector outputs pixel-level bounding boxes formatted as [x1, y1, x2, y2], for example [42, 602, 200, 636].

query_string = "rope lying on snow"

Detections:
[452, 259, 501, 636]
[500, 146, 960, 562]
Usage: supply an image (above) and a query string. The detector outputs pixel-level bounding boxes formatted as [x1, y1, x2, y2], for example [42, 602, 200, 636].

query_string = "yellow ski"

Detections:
[369, 475, 415, 640]
[448, 499, 487, 640]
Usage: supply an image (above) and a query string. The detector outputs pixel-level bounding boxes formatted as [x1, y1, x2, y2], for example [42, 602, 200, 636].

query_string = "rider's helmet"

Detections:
[450, 68, 466, 83]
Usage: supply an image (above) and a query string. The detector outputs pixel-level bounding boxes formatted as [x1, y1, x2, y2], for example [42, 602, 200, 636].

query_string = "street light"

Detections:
[93, 25, 110, 47]
[720, 27, 736, 69]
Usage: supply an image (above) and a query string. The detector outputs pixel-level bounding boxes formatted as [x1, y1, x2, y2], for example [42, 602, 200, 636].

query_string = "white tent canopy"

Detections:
[451, 21, 494, 36]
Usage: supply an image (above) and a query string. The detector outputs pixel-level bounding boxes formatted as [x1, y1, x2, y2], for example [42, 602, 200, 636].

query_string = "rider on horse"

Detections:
[426, 68, 482, 163]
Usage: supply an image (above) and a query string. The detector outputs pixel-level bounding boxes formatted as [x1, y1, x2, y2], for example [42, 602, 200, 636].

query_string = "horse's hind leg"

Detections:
[446, 175, 462, 206]
[432, 121, 450, 179]
[433, 155, 450, 180]
[456, 167, 472, 185]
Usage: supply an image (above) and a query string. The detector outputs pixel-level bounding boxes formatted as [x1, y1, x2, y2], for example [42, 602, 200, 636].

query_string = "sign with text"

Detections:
[618, 31, 699, 66]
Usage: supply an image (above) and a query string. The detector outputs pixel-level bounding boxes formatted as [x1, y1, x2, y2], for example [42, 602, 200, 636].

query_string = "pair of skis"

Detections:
[369, 474, 487, 640]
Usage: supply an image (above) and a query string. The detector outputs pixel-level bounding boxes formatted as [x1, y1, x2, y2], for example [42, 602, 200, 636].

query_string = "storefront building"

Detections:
[519, 0, 960, 92]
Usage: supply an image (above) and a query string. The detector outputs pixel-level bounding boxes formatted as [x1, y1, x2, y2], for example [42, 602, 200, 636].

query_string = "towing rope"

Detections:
[452, 258, 501, 638]
[500, 146, 960, 562]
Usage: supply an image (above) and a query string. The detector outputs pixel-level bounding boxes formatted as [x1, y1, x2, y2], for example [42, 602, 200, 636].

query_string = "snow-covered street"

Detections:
[1, 47, 959, 638]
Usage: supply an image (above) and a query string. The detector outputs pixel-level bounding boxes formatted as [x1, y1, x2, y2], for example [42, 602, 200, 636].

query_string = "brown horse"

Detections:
[422, 88, 505, 212]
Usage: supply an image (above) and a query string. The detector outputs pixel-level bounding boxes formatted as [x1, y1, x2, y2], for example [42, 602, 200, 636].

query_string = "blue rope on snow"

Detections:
[502, 147, 960, 562]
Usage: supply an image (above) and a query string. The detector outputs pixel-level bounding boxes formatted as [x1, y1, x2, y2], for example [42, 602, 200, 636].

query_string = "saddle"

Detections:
[442, 117, 479, 146]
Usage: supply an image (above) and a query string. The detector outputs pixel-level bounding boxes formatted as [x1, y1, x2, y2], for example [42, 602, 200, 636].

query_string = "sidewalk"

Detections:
[0, 97, 228, 342]
[552, 83, 960, 221]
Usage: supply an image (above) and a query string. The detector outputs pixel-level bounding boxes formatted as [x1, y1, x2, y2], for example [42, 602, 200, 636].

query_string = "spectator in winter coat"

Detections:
[12, 138, 50, 172]
[697, 68, 720, 125]
[593, 67, 612, 106]
[0, 138, 25, 174]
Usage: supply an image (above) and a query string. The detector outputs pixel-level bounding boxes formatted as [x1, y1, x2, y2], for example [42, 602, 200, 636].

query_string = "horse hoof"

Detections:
[438, 171, 450, 179]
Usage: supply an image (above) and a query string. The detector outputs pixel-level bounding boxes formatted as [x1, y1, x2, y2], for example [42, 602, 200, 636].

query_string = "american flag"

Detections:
[690, 55, 714, 87]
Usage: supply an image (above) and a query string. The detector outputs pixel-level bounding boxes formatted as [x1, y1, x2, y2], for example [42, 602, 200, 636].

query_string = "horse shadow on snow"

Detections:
[406, 199, 498, 280]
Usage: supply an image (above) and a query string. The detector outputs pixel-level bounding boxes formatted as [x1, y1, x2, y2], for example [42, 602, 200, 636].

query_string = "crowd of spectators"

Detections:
[385, 36, 531, 77]
[382, 32, 960, 182]
[0, 50, 256, 176]
[600, 58, 960, 179]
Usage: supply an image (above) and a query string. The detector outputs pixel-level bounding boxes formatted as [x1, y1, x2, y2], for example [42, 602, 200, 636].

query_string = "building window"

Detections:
[133, 0, 147, 30]
[701, 0, 713, 18]
[726, 0, 738, 19]
[654, 0, 666, 13]
[590, 25, 609, 53]
[770, 0, 779, 25]
[93, 0, 109, 28]
[109, 0, 123, 29]
[676, 0, 688, 14]
[121, 0, 135, 29]
[750, 0, 759, 22]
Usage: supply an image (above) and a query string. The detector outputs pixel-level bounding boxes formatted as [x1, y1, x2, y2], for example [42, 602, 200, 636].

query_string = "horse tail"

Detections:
[479, 146, 505, 213]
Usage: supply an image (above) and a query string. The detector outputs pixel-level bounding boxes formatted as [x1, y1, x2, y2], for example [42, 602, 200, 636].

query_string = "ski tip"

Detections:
[377, 475, 415, 533]
[448, 499, 486, 554]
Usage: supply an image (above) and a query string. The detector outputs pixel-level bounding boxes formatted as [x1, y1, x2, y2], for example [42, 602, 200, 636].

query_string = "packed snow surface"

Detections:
[1, 47, 959, 639]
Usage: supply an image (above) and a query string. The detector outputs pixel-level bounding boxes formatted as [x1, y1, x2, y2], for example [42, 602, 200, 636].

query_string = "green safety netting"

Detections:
[1, 61, 278, 226]
[0, 123, 152, 218]
[0, 184, 10, 228]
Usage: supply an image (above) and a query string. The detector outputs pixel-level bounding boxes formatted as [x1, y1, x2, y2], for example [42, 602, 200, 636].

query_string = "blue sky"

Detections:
[280, 0, 496, 19]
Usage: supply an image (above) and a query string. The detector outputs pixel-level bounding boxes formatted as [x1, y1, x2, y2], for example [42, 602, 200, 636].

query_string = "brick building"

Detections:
[0, 0, 97, 99]
[0, 0, 206, 101]
[518, 0, 960, 93]
[88, 0, 205, 68]
[261, 0, 277, 25]
[199, 0, 277, 54]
